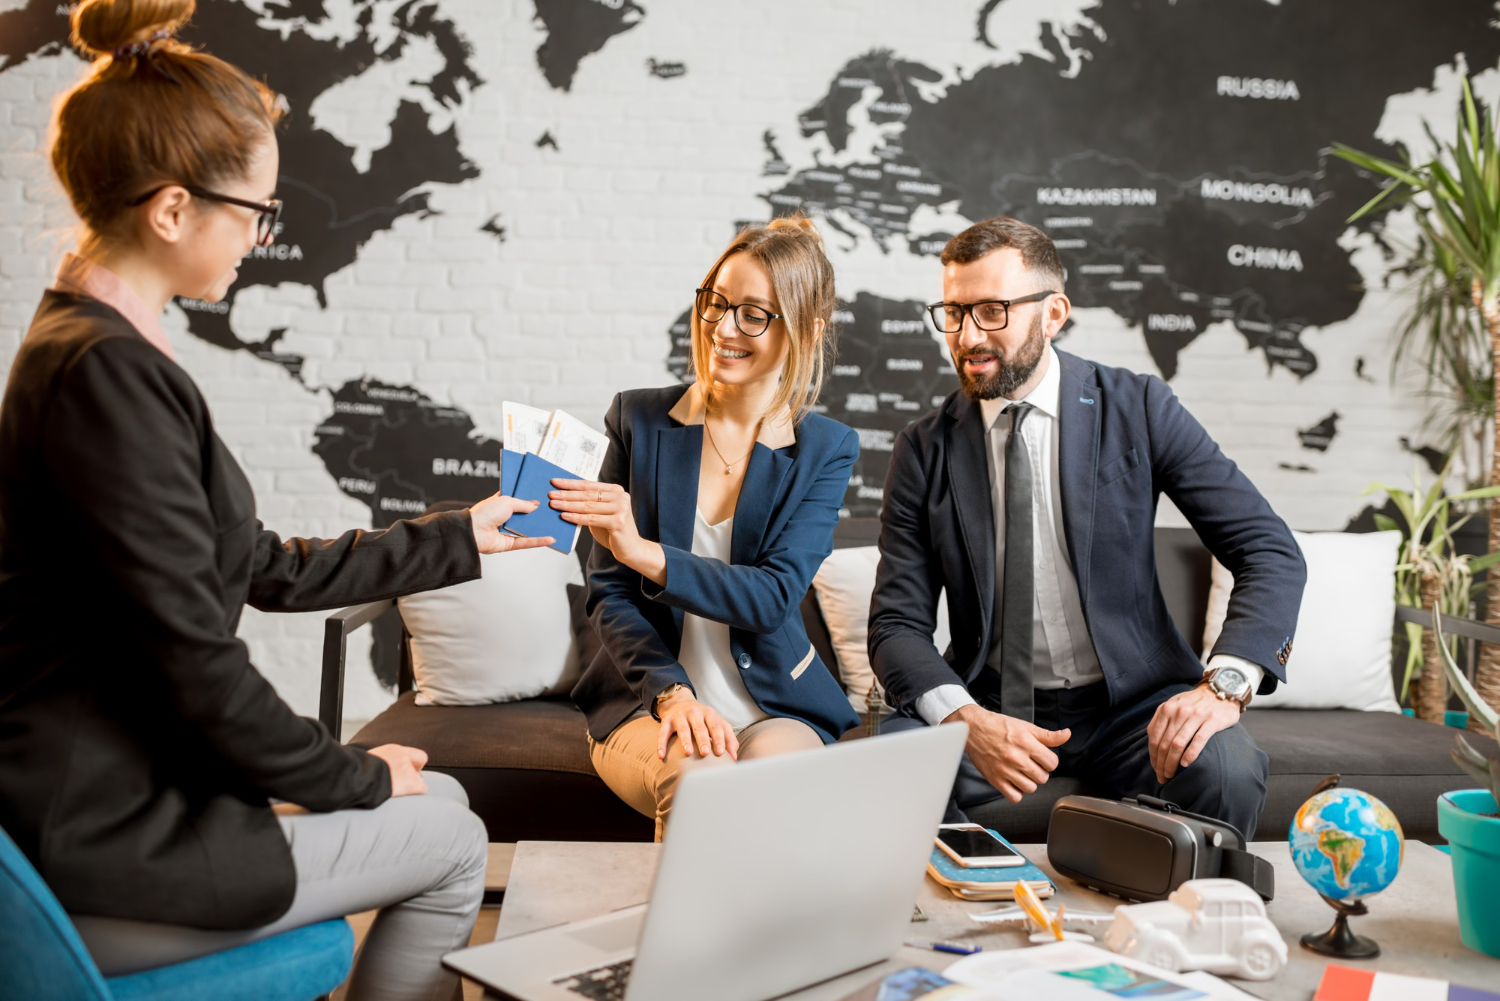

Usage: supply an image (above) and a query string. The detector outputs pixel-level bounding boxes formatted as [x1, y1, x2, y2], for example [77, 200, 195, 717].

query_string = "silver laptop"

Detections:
[443, 722, 968, 1001]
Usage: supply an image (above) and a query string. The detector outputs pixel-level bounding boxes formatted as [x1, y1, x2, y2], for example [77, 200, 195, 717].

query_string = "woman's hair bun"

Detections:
[766, 211, 826, 250]
[71, 0, 195, 62]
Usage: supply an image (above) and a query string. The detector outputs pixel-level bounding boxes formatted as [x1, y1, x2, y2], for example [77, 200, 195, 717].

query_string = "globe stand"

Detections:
[1301, 896, 1380, 959]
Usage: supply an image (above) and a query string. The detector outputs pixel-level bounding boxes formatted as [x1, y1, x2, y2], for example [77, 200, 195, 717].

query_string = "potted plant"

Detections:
[1335, 77, 1500, 720]
[1432, 611, 1500, 958]
[1364, 461, 1500, 721]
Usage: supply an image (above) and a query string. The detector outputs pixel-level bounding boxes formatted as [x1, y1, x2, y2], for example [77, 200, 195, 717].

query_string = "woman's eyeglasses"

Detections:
[694, 287, 782, 338]
[126, 184, 283, 247]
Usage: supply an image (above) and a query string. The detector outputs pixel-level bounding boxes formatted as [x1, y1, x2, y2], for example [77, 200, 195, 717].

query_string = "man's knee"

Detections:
[422, 770, 470, 808]
[1163, 725, 1268, 835]
[879, 712, 929, 737]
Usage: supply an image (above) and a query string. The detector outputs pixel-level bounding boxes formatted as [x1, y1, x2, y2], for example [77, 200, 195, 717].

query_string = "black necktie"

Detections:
[999, 402, 1035, 722]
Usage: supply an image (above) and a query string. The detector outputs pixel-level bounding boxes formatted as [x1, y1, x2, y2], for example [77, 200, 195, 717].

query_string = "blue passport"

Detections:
[501, 452, 578, 554]
[499, 448, 525, 497]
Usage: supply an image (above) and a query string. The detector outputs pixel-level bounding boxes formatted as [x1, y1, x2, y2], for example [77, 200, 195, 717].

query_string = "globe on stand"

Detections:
[1288, 776, 1405, 959]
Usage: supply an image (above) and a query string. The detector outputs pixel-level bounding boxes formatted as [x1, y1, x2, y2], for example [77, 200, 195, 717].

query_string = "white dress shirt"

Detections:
[914, 346, 1263, 725]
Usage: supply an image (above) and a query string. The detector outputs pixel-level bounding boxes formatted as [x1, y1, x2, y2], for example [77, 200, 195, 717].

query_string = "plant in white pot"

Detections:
[1432, 611, 1500, 958]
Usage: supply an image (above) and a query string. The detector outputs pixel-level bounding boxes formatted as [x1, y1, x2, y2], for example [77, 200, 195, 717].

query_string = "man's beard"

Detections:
[954, 311, 1046, 401]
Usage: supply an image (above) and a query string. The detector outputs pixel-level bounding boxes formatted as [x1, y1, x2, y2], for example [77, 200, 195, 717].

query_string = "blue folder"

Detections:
[502, 452, 578, 554]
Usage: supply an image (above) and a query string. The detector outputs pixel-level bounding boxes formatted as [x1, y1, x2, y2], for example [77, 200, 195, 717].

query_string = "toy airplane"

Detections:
[970, 879, 1117, 944]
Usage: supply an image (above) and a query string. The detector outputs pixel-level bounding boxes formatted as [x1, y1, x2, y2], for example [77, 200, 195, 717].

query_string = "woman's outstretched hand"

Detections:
[547, 479, 641, 555]
[470, 493, 555, 554]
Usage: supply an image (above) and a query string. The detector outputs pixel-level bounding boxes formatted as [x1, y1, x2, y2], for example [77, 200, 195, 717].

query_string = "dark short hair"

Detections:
[940, 216, 1066, 292]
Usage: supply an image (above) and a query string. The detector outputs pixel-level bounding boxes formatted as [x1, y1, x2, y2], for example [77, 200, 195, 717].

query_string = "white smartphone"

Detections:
[935, 823, 1027, 868]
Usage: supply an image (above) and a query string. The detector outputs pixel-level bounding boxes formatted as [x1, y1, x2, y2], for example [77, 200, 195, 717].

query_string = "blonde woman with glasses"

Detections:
[556, 217, 861, 840]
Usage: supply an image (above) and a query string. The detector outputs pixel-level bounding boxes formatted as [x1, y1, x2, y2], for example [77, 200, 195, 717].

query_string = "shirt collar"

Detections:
[979, 343, 1062, 431]
[667, 381, 798, 450]
[51, 252, 176, 361]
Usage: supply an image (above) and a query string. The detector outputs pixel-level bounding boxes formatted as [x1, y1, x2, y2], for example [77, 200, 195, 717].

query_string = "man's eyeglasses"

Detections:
[126, 184, 283, 247]
[695, 288, 782, 338]
[926, 290, 1055, 333]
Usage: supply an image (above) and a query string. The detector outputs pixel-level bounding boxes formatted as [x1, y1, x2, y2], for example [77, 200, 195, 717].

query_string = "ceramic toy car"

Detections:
[1102, 878, 1288, 980]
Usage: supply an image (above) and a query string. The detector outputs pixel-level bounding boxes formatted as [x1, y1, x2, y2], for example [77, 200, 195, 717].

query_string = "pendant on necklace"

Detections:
[724, 465, 732, 475]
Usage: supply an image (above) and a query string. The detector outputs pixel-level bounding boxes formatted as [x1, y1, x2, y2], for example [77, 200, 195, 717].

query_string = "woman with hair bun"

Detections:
[557, 215, 862, 841]
[0, 2, 552, 996]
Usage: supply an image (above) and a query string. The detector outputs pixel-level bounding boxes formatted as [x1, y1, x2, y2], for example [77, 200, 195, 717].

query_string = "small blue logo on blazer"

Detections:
[1079, 396, 1095, 405]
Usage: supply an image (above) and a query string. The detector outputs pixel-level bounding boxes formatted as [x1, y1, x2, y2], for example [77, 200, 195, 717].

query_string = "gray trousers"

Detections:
[71, 772, 488, 1001]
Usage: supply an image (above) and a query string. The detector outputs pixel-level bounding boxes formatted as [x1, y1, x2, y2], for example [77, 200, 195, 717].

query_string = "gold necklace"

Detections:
[703, 415, 764, 475]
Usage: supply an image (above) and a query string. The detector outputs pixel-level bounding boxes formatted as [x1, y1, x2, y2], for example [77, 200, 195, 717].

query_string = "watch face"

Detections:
[1215, 667, 1249, 697]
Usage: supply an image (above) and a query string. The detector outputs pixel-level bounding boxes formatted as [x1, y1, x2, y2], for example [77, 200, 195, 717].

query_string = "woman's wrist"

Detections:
[617, 537, 667, 586]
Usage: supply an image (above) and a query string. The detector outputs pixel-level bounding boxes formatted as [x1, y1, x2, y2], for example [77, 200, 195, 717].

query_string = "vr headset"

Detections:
[1047, 794, 1274, 903]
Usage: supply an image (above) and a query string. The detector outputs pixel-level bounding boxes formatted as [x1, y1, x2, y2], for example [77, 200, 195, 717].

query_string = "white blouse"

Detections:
[676, 507, 770, 732]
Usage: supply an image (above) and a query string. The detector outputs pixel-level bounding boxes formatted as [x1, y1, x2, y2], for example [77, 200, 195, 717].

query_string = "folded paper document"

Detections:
[499, 404, 609, 554]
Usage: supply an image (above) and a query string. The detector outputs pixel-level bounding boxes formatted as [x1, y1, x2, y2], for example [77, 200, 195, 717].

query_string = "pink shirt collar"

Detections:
[51, 252, 176, 361]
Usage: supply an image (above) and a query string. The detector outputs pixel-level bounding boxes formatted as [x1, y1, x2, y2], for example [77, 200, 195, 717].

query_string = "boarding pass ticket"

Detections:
[537, 409, 609, 481]
[502, 401, 553, 455]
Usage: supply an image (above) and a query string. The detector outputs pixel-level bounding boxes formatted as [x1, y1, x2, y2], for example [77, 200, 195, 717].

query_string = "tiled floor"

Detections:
[335, 844, 515, 1001]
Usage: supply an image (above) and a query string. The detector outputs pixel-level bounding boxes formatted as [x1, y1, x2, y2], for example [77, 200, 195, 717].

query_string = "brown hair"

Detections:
[941, 216, 1066, 292]
[50, 0, 283, 241]
[690, 214, 837, 422]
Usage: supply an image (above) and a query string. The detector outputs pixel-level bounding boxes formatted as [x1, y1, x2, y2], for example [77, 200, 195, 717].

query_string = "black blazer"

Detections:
[868, 349, 1305, 715]
[0, 292, 482, 930]
[572, 386, 862, 744]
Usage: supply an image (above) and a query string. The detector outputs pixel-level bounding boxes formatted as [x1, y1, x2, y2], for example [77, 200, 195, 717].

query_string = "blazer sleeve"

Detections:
[642, 427, 859, 635]
[40, 338, 392, 811]
[867, 424, 967, 711]
[1145, 376, 1306, 690]
[249, 511, 480, 614]
[586, 393, 695, 708]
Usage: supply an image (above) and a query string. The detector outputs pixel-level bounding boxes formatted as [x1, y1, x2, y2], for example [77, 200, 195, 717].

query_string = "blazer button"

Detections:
[737, 653, 752, 670]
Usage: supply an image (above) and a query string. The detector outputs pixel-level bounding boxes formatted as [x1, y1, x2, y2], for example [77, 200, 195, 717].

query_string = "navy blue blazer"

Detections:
[573, 385, 863, 744]
[868, 349, 1306, 715]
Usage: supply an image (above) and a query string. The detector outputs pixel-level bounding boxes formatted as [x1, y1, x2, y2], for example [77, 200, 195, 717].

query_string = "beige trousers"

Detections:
[589, 713, 823, 841]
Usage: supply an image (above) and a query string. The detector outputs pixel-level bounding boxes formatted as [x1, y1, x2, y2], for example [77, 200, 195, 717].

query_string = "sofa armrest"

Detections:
[321, 599, 398, 740]
[1395, 603, 1500, 647]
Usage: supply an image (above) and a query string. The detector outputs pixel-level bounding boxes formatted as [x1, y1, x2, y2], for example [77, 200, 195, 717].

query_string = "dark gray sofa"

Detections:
[324, 518, 1474, 844]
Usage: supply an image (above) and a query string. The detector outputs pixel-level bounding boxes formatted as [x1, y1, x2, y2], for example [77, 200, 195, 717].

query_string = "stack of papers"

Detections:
[927, 833, 1055, 902]
[498, 402, 609, 554]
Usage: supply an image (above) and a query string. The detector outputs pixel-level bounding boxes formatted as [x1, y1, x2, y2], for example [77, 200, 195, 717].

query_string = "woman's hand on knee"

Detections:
[369, 743, 430, 796]
[656, 693, 738, 761]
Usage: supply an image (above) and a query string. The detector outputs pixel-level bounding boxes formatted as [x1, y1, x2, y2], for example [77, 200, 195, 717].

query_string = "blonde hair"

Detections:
[689, 214, 837, 422]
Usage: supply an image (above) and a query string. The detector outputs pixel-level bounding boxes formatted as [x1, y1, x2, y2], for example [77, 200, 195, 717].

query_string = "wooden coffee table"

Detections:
[481, 840, 1499, 1000]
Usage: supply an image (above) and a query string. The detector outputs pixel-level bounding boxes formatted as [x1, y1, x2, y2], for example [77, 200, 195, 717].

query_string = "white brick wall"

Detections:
[0, 0, 1485, 729]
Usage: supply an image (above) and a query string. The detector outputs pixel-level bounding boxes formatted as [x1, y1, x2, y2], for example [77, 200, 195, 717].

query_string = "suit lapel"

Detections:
[945, 395, 996, 627]
[1057, 350, 1101, 604]
[732, 444, 793, 566]
[655, 425, 700, 555]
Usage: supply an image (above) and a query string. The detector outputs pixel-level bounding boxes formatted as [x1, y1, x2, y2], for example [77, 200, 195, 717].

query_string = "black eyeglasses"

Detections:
[126, 184, 283, 247]
[695, 288, 783, 338]
[926, 290, 1056, 333]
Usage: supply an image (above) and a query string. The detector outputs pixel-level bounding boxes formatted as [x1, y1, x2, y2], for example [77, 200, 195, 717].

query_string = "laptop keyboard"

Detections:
[555, 958, 633, 1001]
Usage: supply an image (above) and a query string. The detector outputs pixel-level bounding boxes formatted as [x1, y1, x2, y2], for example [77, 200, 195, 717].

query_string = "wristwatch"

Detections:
[651, 683, 690, 720]
[1202, 666, 1253, 711]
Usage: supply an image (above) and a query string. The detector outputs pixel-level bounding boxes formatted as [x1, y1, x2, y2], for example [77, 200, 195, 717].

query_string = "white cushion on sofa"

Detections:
[399, 548, 584, 706]
[1200, 530, 1401, 712]
[812, 546, 950, 706]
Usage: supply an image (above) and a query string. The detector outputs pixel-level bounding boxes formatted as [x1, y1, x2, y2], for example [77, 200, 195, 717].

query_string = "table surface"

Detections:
[486, 840, 1500, 1001]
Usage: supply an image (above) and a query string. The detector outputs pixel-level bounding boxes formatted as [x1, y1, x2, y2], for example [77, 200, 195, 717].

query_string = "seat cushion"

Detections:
[349, 693, 652, 843]
[957, 709, 1472, 845]
[107, 920, 352, 1001]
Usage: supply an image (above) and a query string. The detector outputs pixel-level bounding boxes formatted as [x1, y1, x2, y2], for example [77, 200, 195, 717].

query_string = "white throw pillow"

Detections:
[399, 548, 584, 706]
[812, 546, 950, 708]
[1200, 530, 1401, 712]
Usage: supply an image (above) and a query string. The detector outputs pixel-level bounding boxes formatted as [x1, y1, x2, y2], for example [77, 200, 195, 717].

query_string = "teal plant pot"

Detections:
[1438, 789, 1500, 958]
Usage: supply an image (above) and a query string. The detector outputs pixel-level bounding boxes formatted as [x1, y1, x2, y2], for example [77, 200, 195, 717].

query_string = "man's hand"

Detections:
[948, 704, 1070, 803]
[1147, 683, 1242, 784]
[368, 743, 429, 797]
[656, 688, 739, 761]
[470, 494, 555, 553]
